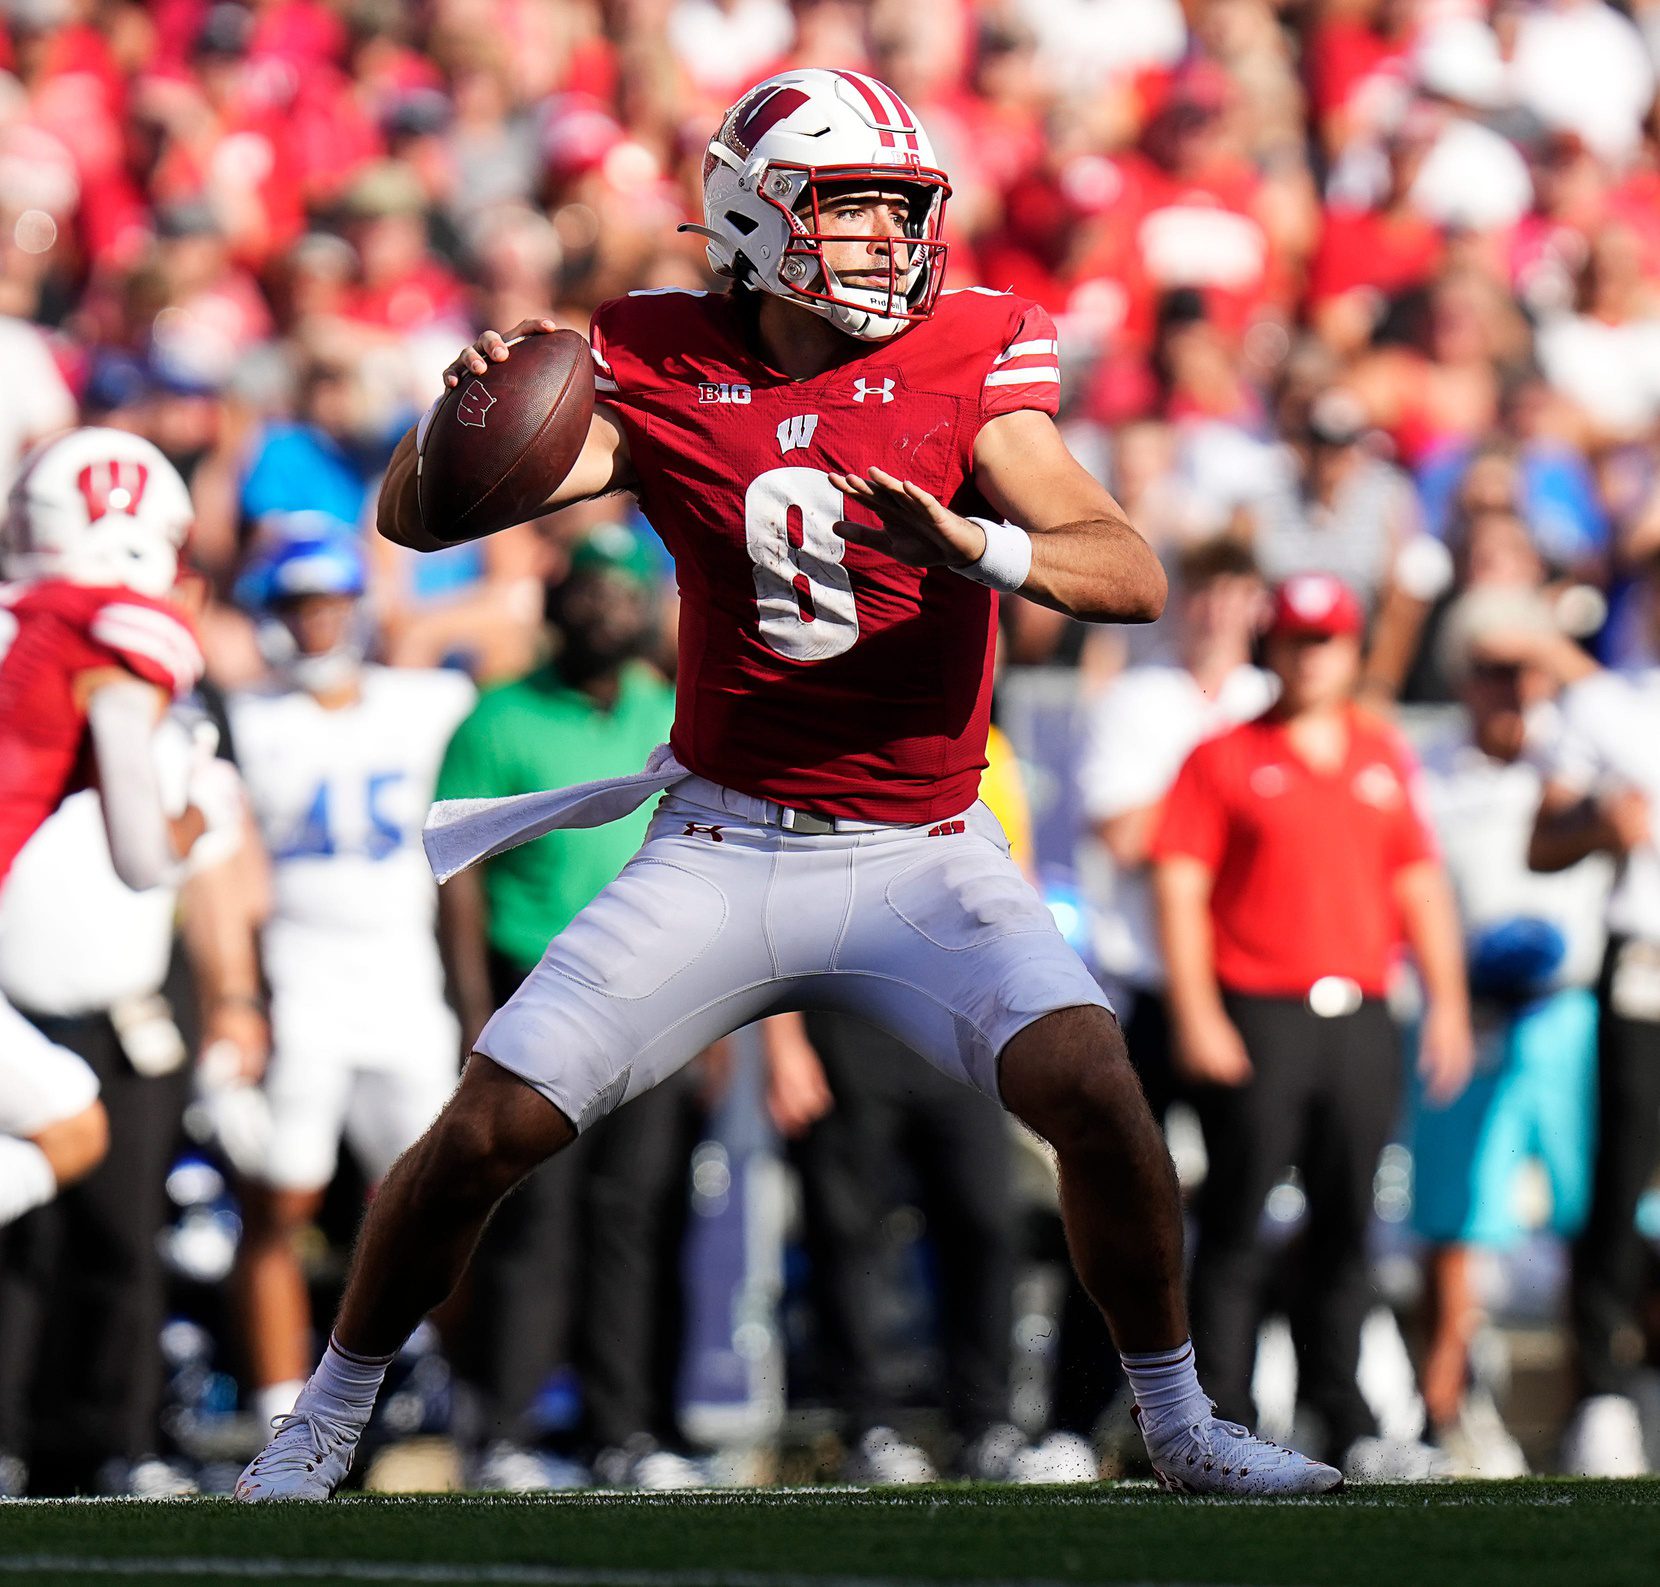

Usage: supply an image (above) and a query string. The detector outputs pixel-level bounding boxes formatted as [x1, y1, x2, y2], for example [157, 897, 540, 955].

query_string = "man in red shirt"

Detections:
[1152, 572, 1472, 1478]
[239, 68, 1344, 1500]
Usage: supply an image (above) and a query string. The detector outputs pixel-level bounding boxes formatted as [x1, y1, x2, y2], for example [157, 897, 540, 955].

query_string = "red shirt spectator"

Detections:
[1153, 704, 1435, 997]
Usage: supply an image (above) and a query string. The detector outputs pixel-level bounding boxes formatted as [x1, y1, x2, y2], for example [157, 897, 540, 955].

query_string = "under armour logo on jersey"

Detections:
[457, 380, 495, 428]
[699, 382, 752, 405]
[776, 414, 820, 455]
[682, 821, 725, 842]
[76, 459, 150, 522]
[852, 377, 894, 404]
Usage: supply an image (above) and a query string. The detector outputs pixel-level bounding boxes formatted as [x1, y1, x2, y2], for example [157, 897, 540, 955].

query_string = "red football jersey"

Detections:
[0, 579, 204, 883]
[589, 286, 1061, 822]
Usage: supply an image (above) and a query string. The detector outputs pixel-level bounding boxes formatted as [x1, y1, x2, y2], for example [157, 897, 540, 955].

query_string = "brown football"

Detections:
[416, 328, 595, 545]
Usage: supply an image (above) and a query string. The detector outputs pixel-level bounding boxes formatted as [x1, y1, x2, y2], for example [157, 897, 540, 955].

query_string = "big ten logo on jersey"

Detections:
[275, 772, 410, 863]
[699, 381, 752, 405]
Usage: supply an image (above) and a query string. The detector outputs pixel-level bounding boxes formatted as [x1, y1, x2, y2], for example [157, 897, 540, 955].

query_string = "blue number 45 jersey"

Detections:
[228, 665, 475, 959]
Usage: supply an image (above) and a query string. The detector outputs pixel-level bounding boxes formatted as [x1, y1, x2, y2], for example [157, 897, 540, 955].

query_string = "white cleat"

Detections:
[234, 1407, 362, 1501]
[1560, 1394, 1650, 1477]
[1137, 1404, 1344, 1496]
[843, 1426, 937, 1485]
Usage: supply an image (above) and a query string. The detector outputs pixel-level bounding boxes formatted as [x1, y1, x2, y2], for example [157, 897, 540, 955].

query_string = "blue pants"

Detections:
[1409, 988, 1598, 1247]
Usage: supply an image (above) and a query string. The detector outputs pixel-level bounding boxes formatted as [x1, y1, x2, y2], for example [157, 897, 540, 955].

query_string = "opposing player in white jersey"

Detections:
[1, 428, 234, 1229]
[226, 519, 475, 1432]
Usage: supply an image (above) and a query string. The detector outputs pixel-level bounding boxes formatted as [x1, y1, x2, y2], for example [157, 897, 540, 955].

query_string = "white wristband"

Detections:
[955, 516, 1032, 593]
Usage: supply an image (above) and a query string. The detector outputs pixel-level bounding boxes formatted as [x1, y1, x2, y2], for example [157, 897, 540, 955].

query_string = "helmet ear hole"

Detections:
[725, 211, 759, 236]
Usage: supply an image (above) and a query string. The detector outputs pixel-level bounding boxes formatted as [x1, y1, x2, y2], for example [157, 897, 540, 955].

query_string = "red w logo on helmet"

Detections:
[732, 85, 810, 154]
[76, 459, 150, 523]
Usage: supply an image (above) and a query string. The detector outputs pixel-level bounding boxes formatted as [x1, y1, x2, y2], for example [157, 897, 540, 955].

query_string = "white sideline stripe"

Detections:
[983, 367, 1060, 387]
[0, 1560, 1233, 1587]
[994, 339, 1059, 362]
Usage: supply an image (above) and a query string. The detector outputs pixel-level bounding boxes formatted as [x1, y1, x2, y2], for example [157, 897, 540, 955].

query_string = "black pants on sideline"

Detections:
[1572, 938, 1660, 1398]
[1188, 993, 1400, 1459]
[792, 1009, 1015, 1441]
[1052, 983, 1178, 1436]
[0, 997, 190, 1492]
[458, 950, 699, 1450]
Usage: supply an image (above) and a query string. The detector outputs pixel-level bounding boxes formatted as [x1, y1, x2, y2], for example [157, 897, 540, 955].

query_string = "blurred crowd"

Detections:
[2, 0, 1660, 1497]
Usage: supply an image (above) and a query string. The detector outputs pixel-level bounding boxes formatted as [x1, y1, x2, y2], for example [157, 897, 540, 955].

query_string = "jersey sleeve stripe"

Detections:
[995, 339, 1061, 363]
[593, 374, 619, 394]
[590, 348, 615, 374]
[984, 367, 1061, 388]
[91, 612, 200, 682]
[90, 606, 203, 693]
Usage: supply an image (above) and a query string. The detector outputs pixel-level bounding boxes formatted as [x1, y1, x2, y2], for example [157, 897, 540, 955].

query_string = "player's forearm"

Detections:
[437, 868, 496, 1050]
[1529, 797, 1618, 872]
[1018, 516, 1166, 624]
[179, 843, 267, 1009]
[87, 679, 180, 890]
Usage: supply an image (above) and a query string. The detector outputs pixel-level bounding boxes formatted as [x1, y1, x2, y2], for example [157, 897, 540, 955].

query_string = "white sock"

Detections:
[1121, 1339, 1208, 1432]
[0, 1137, 58, 1227]
[296, 1335, 394, 1427]
[255, 1379, 305, 1430]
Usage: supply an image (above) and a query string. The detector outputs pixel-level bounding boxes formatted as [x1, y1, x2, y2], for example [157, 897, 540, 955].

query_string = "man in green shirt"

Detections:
[434, 524, 699, 1491]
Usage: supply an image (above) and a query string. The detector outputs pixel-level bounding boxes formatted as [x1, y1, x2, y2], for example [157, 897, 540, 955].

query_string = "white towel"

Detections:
[422, 744, 689, 883]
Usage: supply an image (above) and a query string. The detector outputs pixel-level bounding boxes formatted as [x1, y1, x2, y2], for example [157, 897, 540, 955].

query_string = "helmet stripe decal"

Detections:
[848, 71, 920, 154]
[833, 70, 897, 148]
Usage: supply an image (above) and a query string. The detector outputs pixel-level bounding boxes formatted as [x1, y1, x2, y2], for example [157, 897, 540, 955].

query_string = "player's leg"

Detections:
[238, 813, 782, 1499]
[0, 995, 107, 1226]
[235, 1182, 328, 1424]
[232, 1017, 354, 1430]
[828, 807, 1342, 1494]
[997, 1006, 1184, 1352]
[1409, 1014, 1512, 1452]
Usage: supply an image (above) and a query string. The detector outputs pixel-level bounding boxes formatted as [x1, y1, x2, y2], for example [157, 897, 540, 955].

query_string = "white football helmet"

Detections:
[5, 427, 193, 597]
[686, 68, 952, 341]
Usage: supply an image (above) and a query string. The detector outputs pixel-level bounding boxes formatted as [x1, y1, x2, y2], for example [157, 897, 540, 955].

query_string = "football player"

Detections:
[0, 428, 231, 1227]
[240, 69, 1342, 1498]
[225, 519, 475, 1436]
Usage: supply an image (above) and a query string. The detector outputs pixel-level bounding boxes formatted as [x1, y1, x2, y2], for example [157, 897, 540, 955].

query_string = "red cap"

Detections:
[1270, 573, 1364, 639]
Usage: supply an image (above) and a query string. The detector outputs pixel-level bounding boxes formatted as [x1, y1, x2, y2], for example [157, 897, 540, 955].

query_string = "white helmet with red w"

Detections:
[5, 427, 193, 597]
[688, 68, 952, 341]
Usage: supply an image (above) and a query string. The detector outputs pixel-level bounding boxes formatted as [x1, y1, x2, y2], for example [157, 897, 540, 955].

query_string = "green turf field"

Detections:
[0, 1483, 1654, 1587]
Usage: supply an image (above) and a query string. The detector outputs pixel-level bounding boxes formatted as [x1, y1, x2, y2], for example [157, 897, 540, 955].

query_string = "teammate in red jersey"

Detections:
[241, 69, 1344, 1498]
[0, 427, 234, 1228]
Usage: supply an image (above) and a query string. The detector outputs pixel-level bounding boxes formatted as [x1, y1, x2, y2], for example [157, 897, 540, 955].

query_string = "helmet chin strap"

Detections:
[817, 256, 919, 341]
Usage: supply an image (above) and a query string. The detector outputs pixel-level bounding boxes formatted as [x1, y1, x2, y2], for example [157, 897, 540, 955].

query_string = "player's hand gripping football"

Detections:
[441, 318, 561, 386]
[830, 467, 989, 570]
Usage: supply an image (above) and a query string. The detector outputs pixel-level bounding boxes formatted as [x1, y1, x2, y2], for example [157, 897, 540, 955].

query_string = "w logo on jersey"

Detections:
[852, 377, 894, 404]
[457, 380, 496, 428]
[776, 414, 820, 456]
[76, 459, 149, 522]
